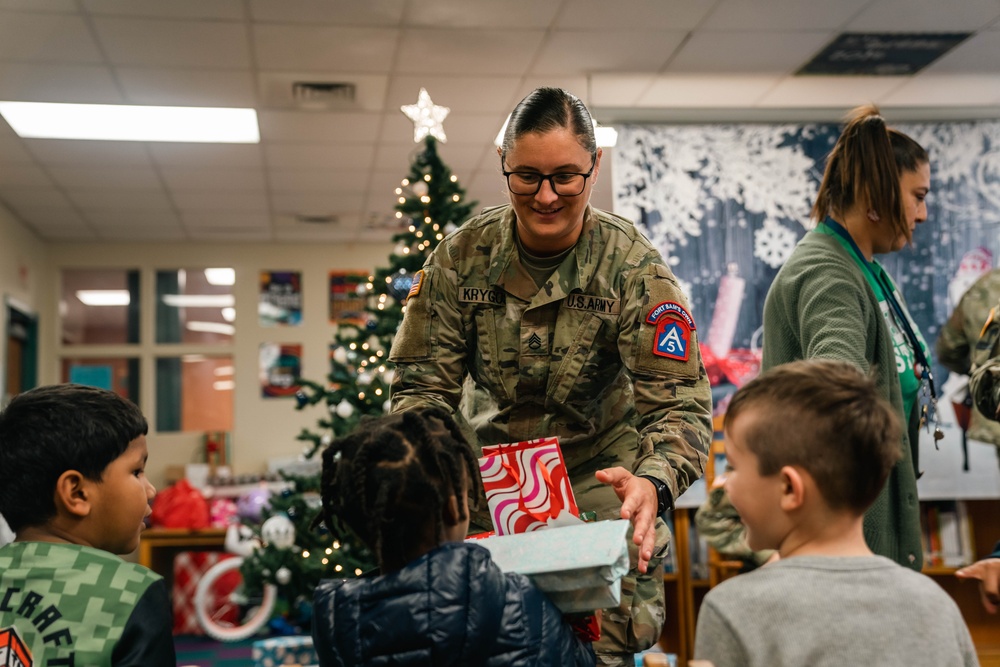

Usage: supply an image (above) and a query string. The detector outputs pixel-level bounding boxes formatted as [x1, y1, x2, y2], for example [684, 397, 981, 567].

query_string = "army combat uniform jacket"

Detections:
[390, 204, 712, 520]
[970, 297, 1000, 425]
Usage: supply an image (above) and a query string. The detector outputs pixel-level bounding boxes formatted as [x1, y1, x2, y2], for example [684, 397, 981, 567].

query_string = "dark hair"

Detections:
[500, 87, 596, 157]
[0, 383, 148, 532]
[811, 103, 929, 244]
[724, 359, 901, 513]
[319, 407, 482, 572]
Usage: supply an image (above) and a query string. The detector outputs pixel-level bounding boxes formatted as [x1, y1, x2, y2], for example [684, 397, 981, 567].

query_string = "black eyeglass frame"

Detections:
[500, 154, 597, 197]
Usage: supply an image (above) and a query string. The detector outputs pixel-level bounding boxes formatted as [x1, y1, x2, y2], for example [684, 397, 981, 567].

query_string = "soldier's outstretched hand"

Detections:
[956, 557, 1000, 613]
[595, 466, 658, 573]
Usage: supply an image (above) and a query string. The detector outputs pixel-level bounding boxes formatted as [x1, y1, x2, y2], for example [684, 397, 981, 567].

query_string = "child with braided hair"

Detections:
[311, 406, 596, 667]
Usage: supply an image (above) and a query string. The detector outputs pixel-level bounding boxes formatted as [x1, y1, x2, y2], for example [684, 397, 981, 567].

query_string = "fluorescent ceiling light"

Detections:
[0, 101, 259, 143]
[205, 268, 235, 285]
[186, 321, 235, 336]
[494, 116, 617, 147]
[221, 307, 236, 322]
[213, 380, 235, 391]
[76, 290, 130, 306]
[162, 294, 235, 308]
[214, 366, 235, 377]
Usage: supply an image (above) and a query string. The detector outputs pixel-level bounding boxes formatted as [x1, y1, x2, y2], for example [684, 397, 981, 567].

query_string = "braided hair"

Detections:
[318, 407, 482, 572]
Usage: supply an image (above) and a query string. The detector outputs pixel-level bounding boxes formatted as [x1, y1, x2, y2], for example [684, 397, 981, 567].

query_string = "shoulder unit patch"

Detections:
[646, 301, 695, 361]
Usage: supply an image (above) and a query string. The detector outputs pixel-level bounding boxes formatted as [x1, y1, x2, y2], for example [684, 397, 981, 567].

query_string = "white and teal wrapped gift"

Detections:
[474, 519, 630, 614]
[251, 635, 317, 667]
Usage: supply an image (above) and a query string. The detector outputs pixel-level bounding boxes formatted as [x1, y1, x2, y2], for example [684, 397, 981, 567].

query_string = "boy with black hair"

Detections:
[694, 360, 977, 667]
[0, 384, 175, 667]
[312, 406, 595, 667]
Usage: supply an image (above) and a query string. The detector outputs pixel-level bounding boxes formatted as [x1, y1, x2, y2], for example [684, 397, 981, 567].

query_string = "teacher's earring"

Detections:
[867, 209, 880, 222]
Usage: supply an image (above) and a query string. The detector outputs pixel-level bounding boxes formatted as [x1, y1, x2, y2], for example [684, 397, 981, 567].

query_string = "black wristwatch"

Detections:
[639, 475, 671, 515]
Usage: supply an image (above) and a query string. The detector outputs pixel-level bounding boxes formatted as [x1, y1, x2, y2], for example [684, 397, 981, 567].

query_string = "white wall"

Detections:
[44, 240, 394, 491]
[0, 202, 48, 399]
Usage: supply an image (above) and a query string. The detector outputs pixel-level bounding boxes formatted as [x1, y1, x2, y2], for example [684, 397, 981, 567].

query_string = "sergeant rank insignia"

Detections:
[646, 301, 696, 361]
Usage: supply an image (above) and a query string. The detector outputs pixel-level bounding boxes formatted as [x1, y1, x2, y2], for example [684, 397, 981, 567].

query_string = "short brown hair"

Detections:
[724, 359, 901, 513]
[811, 104, 928, 245]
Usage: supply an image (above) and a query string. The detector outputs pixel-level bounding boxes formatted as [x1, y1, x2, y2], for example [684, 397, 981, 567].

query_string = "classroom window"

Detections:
[60, 269, 139, 345]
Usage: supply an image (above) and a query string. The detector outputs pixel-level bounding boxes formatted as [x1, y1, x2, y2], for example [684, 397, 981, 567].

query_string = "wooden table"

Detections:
[137, 527, 227, 590]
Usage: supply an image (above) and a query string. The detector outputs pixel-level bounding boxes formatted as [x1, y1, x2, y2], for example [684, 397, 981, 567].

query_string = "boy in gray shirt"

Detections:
[694, 359, 978, 667]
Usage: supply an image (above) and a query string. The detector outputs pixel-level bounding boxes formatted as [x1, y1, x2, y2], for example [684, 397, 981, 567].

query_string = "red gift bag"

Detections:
[478, 437, 579, 536]
[172, 551, 238, 635]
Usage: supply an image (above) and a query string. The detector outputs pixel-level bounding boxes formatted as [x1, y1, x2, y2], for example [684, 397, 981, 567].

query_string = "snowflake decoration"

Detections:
[400, 88, 449, 143]
[753, 223, 797, 268]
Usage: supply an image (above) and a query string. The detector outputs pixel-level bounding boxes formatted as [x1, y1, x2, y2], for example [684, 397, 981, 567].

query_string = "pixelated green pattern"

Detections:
[0, 542, 160, 665]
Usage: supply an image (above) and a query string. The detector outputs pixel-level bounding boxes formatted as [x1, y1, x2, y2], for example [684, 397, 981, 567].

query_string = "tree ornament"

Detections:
[294, 390, 309, 409]
[383, 399, 392, 413]
[332, 347, 348, 365]
[275, 567, 292, 585]
[386, 270, 415, 302]
[355, 282, 368, 297]
[321, 432, 333, 447]
[357, 372, 373, 386]
[400, 88, 449, 143]
[261, 513, 296, 550]
[411, 180, 428, 197]
[336, 400, 355, 419]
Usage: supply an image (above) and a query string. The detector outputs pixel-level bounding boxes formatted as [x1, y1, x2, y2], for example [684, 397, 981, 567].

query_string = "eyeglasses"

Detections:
[501, 155, 596, 196]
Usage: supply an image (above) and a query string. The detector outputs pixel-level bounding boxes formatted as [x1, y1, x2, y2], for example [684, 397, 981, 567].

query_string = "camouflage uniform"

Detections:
[937, 269, 1000, 465]
[969, 297, 1000, 426]
[695, 485, 774, 568]
[390, 204, 713, 665]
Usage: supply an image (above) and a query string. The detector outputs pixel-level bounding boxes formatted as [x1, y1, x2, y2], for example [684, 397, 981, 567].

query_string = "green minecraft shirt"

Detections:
[0, 542, 175, 667]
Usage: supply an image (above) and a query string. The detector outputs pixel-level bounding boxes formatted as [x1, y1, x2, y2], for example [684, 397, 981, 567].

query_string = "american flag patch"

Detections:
[407, 270, 425, 300]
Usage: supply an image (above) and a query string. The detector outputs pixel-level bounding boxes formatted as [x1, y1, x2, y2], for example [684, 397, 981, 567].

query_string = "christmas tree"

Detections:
[238, 99, 476, 630]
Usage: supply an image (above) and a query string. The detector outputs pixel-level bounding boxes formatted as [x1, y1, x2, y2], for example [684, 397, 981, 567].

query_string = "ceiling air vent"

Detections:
[295, 213, 339, 225]
[291, 82, 357, 110]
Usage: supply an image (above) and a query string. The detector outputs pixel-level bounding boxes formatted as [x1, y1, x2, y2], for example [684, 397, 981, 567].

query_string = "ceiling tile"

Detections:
[94, 224, 187, 241]
[883, 74, 1000, 106]
[589, 74, 656, 108]
[402, 0, 559, 28]
[531, 30, 686, 75]
[387, 76, 521, 113]
[258, 72, 388, 112]
[264, 143, 375, 170]
[24, 139, 153, 166]
[0, 63, 123, 103]
[666, 31, 834, 74]
[189, 227, 272, 242]
[171, 190, 268, 212]
[116, 67, 257, 106]
[49, 165, 162, 189]
[922, 30, 1000, 73]
[148, 143, 263, 168]
[68, 188, 172, 210]
[84, 209, 181, 230]
[253, 25, 399, 72]
[83, 0, 244, 20]
[160, 166, 266, 191]
[0, 1, 76, 11]
[845, 0, 1000, 32]
[0, 11, 102, 63]
[93, 16, 251, 68]
[0, 163, 53, 187]
[249, 0, 405, 25]
[2, 203, 87, 231]
[511, 77, 591, 108]
[269, 169, 370, 193]
[553, 0, 715, 30]
[395, 28, 545, 76]
[26, 225, 99, 241]
[0, 186, 73, 209]
[180, 211, 270, 229]
[270, 192, 365, 215]
[702, 0, 871, 31]
[382, 111, 501, 147]
[258, 110, 381, 143]
[757, 75, 909, 108]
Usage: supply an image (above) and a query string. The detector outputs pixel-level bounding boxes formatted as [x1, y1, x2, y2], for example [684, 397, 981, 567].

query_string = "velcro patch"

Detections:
[458, 286, 506, 306]
[647, 301, 695, 361]
[407, 270, 424, 300]
[565, 293, 620, 315]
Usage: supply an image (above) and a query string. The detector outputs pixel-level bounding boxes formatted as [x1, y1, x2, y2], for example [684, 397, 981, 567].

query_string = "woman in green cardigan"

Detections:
[760, 104, 932, 571]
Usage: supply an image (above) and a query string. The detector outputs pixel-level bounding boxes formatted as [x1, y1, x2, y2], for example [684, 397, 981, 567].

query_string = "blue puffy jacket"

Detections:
[312, 541, 595, 667]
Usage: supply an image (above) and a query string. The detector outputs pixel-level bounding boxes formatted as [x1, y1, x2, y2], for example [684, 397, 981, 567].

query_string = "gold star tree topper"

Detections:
[400, 88, 449, 143]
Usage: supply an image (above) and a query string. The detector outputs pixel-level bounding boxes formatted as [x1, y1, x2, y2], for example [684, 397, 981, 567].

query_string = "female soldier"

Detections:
[761, 104, 933, 570]
[389, 87, 713, 666]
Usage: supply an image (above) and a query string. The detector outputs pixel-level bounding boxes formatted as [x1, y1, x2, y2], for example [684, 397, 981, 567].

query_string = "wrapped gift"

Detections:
[252, 635, 317, 667]
[172, 550, 239, 635]
[478, 437, 579, 535]
[474, 519, 630, 614]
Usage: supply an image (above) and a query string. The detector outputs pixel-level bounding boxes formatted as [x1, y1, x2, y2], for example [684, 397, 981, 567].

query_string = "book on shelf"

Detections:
[920, 500, 974, 569]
